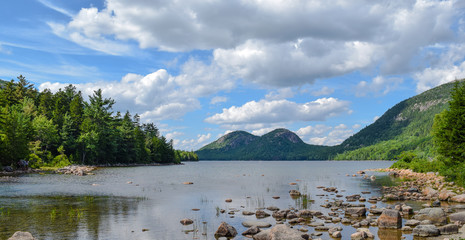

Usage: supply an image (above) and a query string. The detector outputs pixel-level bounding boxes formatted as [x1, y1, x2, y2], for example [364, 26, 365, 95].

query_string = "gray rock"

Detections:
[332, 231, 342, 238]
[414, 208, 447, 225]
[297, 210, 313, 218]
[256, 210, 271, 218]
[345, 207, 366, 217]
[215, 222, 237, 238]
[405, 219, 421, 226]
[377, 209, 402, 229]
[369, 208, 385, 214]
[8, 232, 36, 240]
[242, 226, 261, 236]
[412, 225, 440, 237]
[253, 224, 306, 240]
[438, 224, 459, 235]
[449, 211, 465, 223]
[451, 194, 465, 203]
[401, 226, 413, 231]
[242, 221, 272, 228]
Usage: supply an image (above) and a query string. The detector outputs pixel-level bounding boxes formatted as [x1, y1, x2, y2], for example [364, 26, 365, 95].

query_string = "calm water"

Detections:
[0, 161, 401, 240]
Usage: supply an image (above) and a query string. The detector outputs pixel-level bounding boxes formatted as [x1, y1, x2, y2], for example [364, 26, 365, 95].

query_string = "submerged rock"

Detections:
[242, 226, 261, 236]
[180, 218, 194, 225]
[242, 221, 272, 228]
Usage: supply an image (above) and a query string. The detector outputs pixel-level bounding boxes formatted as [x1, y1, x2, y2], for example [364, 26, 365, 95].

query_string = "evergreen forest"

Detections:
[0, 76, 197, 169]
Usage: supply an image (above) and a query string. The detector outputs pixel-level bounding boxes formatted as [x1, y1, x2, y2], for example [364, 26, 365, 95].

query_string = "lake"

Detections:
[0, 161, 402, 240]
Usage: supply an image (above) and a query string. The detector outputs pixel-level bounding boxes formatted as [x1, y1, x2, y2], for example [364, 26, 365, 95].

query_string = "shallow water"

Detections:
[0, 161, 407, 240]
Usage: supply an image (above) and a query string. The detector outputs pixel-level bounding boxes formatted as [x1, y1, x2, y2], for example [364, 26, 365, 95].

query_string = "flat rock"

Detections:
[253, 224, 306, 240]
[180, 218, 194, 225]
[242, 226, 261, 236]
[405, 219, 421, 226]
[438, 224, 459, 235]
[448, 212, 465, 223]
[345, 207, 366, 217]
[8, 232, 36, 240]
[412, 225, 440, 237]
[242, 221, 272, 228]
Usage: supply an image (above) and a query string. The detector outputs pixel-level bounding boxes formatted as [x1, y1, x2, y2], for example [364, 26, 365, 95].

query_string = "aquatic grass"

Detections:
[50, 208, 57, 220]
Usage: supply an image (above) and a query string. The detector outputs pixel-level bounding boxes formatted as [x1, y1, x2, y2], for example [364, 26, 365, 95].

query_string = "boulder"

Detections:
[412, 225, 440, 237]
[17, 160, 28, 170]
[448, 211, 465, 223]
[439, 190, 456, 201]
[422, 187, 439, 197]
[243, 226, 261, 236]
[253, 224, 306, 240]
[451, 194, 465, 203]
[350, 228, 374, 240]
[413, 208, 447, 225]
[242, 221, 272, 228]
[180, 218, 194, 225]
[345, 207, 366, 217]
[8, 232, 36, 240]
[256, 210, 271, 218]
[215, 222, 237, 238]
[438, 224, 459, 235]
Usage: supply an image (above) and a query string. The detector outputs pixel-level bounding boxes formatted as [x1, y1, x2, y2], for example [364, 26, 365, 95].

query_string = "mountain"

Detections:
[197, 80, 460, 160]
[332, 80, 457, 160]
[196, 128, 330, 160]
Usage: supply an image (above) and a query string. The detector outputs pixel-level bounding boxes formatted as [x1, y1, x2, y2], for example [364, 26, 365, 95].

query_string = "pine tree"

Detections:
[433, 80, 465, 167]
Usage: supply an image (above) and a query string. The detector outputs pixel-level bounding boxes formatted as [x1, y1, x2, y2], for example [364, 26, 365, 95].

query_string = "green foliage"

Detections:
[391, 151, 443, 173]
[0, 76, 180, 168]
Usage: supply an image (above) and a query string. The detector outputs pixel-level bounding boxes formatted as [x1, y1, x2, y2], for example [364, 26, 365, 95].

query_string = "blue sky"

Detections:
[1, 0, 465, 150]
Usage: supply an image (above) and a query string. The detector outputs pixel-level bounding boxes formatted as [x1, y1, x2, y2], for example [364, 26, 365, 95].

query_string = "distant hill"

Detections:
[196, 128, 330, 160]
[197, 80, 460, 161]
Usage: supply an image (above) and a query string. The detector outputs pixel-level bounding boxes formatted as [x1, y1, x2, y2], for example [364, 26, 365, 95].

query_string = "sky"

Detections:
[1, 0, 465, 151]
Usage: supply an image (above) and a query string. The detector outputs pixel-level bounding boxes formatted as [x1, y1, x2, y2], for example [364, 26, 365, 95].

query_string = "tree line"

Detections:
[392, 80, 465, 186]
[0, 75, 197, 169]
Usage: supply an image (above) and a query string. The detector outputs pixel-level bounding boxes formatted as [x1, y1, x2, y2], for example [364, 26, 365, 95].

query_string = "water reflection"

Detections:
[0, 196, 143, 240]
[0, 161, 397, 239]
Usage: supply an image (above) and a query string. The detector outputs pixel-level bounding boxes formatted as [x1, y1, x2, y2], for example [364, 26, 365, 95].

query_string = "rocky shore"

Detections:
[184, 168, 465, 240]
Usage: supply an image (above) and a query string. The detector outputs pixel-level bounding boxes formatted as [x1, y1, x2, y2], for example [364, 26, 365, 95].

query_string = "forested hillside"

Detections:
[0, 76, 197, 169]
[333, 80, 456, 160]
[196, 128, 330, 160]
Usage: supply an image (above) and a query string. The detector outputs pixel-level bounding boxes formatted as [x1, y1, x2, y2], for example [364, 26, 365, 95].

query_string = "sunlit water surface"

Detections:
[0, 161, 407, 240]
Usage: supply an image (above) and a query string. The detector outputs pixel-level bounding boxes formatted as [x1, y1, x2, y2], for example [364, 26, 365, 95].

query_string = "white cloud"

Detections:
[50, 0, 463, 88]
[413, 43, 465, 92]
[297, 123, 355, 146]
[210, 96, 228, 105]
[311, 86, 334, 96]
[205, 98, 351, 126]
[251, 127, 278, 136]
[40, 59, 234, 122]
[373, 116, 380, 122]
[176, 133, 212, 150]
[355, 76, 404, 97]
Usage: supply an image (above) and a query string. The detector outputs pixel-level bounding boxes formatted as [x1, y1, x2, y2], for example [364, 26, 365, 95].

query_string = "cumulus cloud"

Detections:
[355, 76, 404, 97]
[205, 98, 350, 127]
[297, 124, 358, 146]
[178, 133, 212, 150]
[49, 0, 463, 88]
[40, 59, 235, 122]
